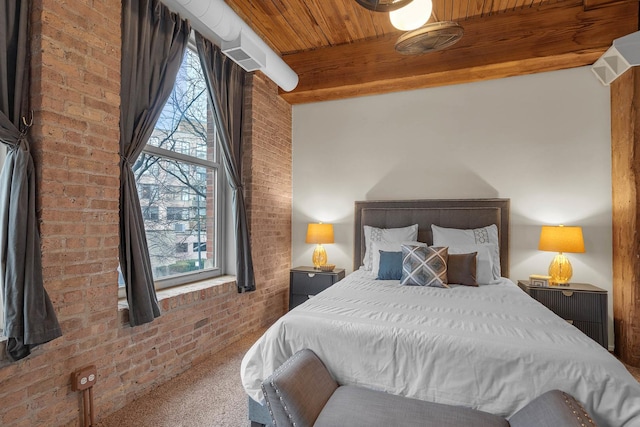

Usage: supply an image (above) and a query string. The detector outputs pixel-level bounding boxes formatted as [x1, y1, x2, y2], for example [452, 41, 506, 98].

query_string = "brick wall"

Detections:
[0, 1, 292, 425]
[243, 73, 293, 323]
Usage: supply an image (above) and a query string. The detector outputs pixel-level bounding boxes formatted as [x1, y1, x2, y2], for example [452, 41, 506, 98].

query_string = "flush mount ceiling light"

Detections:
[355, 0, 413, 12]
[390, 0, 433, 31]
[395, 21, 464, 54]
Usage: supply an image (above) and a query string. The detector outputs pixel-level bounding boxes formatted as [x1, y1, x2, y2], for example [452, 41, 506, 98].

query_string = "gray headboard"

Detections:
[354, 199, 510, 277]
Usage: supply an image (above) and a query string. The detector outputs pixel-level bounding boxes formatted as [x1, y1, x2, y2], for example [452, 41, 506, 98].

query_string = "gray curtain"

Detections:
[120, 0, 190, 325]
[195, 34, 255, 292]
[0, 0, 62, 361]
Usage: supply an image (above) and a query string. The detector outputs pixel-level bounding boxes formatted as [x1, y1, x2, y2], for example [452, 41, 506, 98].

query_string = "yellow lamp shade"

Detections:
[538, 225, 584, 285]
[306, 223, 334, 244]
[306, 223, 334, 268]
[538, 225, 585, 253]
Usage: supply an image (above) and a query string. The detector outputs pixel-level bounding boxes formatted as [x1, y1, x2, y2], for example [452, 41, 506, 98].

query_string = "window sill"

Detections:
[118, 275, 237, 317]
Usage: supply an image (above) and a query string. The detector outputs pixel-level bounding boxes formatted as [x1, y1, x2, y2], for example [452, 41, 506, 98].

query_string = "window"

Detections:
[125, 47, 223, 291]
[166, 206, 189, 221]
[139, 184, 158, 199]
[142, 206, 159, 221]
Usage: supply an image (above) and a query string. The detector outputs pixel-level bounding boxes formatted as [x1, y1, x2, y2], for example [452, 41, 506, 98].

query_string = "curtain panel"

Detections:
[0, 0, 62, 361]
[195, 34, 256, 293]
[120, 0, 190, 326]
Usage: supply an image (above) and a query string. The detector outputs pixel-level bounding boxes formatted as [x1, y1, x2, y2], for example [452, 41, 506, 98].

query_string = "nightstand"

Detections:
[517, 280, 608, 348]
[289, 266, 345, 310]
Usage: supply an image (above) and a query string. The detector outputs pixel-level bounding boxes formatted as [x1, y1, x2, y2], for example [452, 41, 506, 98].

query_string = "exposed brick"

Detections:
[0, 3, 291, 427]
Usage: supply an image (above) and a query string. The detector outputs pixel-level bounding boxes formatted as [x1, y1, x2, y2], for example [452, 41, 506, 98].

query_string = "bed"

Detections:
[241, 199, 640, 427]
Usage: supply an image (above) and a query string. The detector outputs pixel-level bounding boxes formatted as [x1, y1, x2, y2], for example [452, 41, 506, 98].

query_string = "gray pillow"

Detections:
[447, 253, 478, 287]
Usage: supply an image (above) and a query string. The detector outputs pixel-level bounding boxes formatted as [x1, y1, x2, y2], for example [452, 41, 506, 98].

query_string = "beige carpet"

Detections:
[95, 329, 266, 427]
[95, 328, 640, 427]
[624, 362, 640, 383]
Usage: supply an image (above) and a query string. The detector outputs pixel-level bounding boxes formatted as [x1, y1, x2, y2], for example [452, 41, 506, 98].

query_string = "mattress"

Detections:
[241, 269, 640, 427]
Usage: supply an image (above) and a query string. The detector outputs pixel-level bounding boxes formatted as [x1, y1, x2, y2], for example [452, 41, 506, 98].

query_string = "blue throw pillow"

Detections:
[377, 250, 403, 280]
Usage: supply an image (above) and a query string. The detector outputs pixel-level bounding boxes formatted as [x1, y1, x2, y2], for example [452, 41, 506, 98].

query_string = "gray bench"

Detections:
[260, 349, 597, 427]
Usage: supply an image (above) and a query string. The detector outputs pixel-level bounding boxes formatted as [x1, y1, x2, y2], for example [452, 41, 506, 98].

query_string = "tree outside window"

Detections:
[125, 47, 223, 289]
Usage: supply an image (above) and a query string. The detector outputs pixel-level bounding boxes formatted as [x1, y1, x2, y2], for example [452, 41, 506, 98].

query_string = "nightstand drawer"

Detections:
[289, 267, 346, 310]
[572, 320, 607, 347]
[290, 294, 313, 308]
[291, 272, 334, 295]
[518, 280, 608, 348]
[529, 289, 603, 323]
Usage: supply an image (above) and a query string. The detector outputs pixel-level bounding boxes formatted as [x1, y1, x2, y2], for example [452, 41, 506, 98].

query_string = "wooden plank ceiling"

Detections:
[224, 0, 639, 103]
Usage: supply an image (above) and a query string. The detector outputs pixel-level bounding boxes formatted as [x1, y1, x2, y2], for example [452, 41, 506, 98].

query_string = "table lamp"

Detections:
[538, 225, 585, 285]
[306, 223, 334, 268]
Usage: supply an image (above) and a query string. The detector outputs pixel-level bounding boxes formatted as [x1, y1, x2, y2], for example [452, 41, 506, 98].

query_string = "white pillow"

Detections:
[431, 224, 501, 279]
[447, 244, 498, 285]
[363, 224, 419, 271]
[370, 240, 426, 278]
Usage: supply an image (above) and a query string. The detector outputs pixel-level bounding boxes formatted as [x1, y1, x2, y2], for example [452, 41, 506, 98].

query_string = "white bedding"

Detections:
[241, 269, 640, 427]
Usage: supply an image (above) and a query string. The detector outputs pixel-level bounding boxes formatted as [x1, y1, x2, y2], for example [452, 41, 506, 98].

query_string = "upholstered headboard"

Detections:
[353, 199, 510, 277]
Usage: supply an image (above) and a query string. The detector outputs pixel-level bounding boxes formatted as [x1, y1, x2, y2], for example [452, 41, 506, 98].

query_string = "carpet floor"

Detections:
[95, 328, 266, 427]
[95, 328, 640, 427]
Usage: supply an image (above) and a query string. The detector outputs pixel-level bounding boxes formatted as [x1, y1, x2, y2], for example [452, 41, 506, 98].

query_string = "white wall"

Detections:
[292, 66, 614, 346]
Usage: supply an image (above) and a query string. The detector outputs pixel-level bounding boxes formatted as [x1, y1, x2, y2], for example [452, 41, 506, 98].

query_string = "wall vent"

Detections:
[221, 33, 266, 72]
[592, 31, 640, 86]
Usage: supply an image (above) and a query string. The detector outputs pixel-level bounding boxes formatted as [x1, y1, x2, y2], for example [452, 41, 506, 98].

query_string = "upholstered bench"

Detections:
[261, 349, 597, 427]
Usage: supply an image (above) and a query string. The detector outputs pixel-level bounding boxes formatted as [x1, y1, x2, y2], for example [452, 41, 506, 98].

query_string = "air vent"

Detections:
[395, 22, 464, 55]
[592, 30, 640, 86]
[221, 33, 266, 72]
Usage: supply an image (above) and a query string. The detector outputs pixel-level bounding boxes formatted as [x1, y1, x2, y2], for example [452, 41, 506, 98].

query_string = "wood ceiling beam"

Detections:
[279, 1, 638, 104]
[583, 0, 638, 11]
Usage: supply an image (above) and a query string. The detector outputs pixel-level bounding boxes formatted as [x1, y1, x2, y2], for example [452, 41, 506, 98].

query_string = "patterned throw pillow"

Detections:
[400, 245, 449, 288]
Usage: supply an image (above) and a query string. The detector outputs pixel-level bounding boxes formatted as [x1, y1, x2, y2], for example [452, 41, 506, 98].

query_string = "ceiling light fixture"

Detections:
[390, 0, 433, 31]
[395, 21, 464, 55]
[355, 0, 413, 12]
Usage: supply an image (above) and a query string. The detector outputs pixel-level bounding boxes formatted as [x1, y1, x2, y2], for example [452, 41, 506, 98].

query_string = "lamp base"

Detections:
[548, 252, 573, 285]
[312, 244, 327, 269]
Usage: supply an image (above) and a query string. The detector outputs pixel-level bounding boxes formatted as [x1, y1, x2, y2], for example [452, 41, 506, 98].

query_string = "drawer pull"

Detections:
[561, 291, 574, 297]
[307, 273, 316, 278]
[566, 319, 574, 325]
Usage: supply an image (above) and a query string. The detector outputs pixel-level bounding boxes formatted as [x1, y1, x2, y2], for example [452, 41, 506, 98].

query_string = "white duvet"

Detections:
[241, 270, 640, 427]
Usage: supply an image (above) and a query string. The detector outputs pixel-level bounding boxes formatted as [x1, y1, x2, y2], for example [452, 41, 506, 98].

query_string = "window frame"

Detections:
[136, 144, 225, 291]
[119, 44, 226, 298]
[0, 144, 5, 334]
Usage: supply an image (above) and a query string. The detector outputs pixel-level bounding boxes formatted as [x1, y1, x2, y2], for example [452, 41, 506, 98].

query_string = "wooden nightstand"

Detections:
[517, 280, 608, 348]
[289, 266, 345, 310]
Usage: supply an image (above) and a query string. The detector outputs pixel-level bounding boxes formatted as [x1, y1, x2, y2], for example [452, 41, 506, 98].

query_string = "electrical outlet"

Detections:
[71, 365, 97, 391]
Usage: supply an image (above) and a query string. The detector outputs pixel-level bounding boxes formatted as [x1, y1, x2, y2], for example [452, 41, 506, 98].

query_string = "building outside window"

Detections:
[166, 206, 189, 221]
[142, 206, 159, 221]
[139, 183, 158, 199]
[121, 47, 224, 292]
